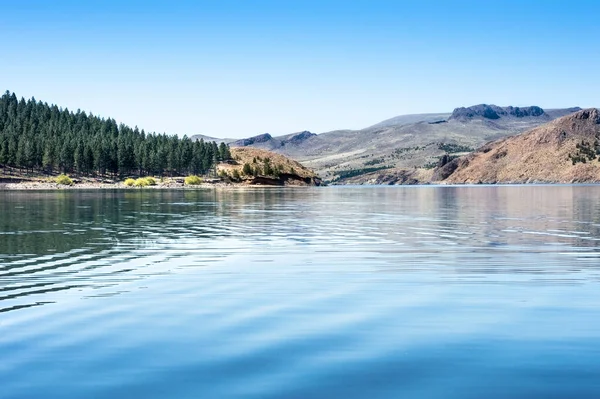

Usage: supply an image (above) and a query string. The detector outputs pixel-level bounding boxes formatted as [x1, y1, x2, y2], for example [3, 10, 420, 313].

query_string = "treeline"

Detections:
[0, 91, 231, 176]
[332, 166, 391, 182]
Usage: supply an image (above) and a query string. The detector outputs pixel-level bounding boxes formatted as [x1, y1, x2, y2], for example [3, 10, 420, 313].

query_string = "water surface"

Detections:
[1, 186, 600, 398]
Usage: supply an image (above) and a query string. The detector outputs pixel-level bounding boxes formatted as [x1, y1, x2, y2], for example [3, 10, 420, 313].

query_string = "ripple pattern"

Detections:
[1, 186, 600, 398]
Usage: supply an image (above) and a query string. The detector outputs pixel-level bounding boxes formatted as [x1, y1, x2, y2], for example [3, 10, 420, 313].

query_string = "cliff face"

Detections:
[437, 109, 600, 184]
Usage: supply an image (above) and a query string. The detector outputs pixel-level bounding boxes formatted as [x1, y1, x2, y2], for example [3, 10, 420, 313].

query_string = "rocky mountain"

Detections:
[435, 109, 600, 184]
[192, 105, 582, 184]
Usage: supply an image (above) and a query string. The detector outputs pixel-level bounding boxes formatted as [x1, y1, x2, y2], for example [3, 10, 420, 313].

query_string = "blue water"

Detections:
[1, 186, 600, 398]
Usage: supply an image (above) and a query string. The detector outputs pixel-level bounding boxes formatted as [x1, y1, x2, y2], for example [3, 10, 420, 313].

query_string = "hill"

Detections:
[434, 109, 600, 184]
[217, 147, 322, 186]
[204, 105, 581, 183]
[0, 91, 226, 178]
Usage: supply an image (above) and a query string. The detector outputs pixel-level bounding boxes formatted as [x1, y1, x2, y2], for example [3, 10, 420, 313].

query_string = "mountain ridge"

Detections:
[192, 104, 583, 182]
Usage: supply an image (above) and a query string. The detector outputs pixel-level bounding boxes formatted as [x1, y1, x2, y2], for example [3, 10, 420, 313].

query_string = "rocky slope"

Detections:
[217, 147, 322, 186]
[195, 105, 581, 184]
[434, 109, 600, 184]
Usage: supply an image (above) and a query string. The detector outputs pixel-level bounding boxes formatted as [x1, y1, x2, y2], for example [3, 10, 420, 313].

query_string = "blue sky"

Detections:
[1, 0, 599, 138]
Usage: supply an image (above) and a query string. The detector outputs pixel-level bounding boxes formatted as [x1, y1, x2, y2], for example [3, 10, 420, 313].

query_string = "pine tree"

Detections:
[219, 142, 232, 161]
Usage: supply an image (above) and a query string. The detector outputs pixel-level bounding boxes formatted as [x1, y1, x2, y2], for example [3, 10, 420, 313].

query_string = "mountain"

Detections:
[230, 131, 318, 149]
[206, 105, 581, 183]
[434, 109, 600, 184]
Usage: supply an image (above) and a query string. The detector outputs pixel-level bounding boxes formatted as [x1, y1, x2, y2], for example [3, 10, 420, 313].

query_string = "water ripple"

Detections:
[2, 187, 600, 398]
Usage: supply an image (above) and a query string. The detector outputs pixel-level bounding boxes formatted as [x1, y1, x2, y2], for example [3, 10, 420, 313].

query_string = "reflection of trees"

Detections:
[0, 189, 250, 313]
[0, 188, 316, 265]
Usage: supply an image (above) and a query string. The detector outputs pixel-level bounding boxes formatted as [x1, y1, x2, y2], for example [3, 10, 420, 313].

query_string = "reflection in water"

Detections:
[1, 186, 600, 311]
[1, 186, 600, 398]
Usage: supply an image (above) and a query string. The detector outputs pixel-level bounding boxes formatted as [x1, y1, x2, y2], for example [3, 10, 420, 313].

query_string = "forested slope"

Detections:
[0, 91, 230, 177]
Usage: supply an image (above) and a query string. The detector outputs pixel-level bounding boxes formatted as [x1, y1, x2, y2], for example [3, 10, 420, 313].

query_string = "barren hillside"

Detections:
[436, 109, 600, 184]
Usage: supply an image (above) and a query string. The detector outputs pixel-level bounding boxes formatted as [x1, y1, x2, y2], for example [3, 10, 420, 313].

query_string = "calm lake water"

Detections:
[1, 186, 600, 398]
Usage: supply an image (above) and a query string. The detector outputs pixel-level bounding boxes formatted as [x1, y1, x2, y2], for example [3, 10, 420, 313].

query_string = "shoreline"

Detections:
[4, 181, 600, 190]
[0, 178, 318, 191]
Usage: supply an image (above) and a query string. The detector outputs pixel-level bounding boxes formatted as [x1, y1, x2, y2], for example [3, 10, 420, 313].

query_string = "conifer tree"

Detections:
[0, 91, 221, 177]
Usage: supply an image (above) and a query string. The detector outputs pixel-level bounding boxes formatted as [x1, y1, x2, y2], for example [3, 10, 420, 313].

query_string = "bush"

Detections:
[184, 175, 203, 185]
[55, 174, 73, 185]
[145, 176, 157, 186]
[133, 177, 150, 187]
[124, 178, 135, 186]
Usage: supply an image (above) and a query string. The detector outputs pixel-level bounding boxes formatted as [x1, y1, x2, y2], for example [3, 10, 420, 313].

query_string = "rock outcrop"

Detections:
[218, 147, 322, 186]
[449, 104, 546, 121]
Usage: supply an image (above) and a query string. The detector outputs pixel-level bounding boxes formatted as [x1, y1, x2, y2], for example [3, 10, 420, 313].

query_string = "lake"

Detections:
[1, 186, 600, 398]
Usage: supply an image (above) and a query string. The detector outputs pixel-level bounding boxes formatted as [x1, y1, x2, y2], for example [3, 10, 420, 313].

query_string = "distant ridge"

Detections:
[231, 131, 317, 149]
[234, 133, 273, 147]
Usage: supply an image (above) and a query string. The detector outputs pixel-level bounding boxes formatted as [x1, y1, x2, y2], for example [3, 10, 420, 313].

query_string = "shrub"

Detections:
[184, 175, 203, 185]
[133, 177, 150, 187]
[124, 178, 135, 186]
[242, 163, 253, 175]
[145, 176, 157, 186]
[55, 174, 73, 185]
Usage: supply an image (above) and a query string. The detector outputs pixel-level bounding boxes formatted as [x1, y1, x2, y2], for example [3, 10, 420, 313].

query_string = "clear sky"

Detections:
[2, 0, 599, 138]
